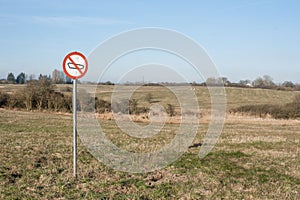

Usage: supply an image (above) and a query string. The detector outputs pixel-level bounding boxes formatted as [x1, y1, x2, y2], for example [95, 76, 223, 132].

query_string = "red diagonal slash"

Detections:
[68, 55, 84, 75]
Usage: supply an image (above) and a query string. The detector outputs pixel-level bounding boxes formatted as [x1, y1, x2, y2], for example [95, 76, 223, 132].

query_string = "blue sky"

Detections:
[0, 0, 299, 83]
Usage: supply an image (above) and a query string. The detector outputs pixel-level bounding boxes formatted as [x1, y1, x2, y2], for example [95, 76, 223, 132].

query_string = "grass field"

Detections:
[0, 85, 299, 199]
[90, 84, 300, 109]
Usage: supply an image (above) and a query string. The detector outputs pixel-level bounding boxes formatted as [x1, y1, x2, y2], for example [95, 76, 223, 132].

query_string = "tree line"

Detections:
[196, 75, 300, 91]
[1, 71, 300, 91]
[0, 70, 72, 84]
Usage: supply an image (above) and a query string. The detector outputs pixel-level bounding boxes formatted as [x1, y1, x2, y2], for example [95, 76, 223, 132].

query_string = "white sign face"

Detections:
[63, 52, 88, 79]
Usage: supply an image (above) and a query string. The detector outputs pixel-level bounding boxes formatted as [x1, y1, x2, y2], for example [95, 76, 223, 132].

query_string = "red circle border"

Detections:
[62, 51, 88, 79]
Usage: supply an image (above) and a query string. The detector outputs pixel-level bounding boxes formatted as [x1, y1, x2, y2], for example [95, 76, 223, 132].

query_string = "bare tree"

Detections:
[253, 75, 275, 88]
[35, 79, 53, 110]
[29, 74, 36, 81]
[282, 81, 295, 88]
[239, 79, 251, 86]
[262, 75, 275, 87]
[253, 77, 264, 87]
[52, 69, 66, 84]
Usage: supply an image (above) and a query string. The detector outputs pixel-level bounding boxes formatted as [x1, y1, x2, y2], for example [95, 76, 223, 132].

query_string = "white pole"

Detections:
[73, 79, 77, 178]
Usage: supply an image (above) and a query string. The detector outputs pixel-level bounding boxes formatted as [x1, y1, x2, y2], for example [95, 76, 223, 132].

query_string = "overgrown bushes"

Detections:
[0, 81, 179, 117]
[0, 79, 72, 112]
[111, 99, 149, 115]
[166, 104, 176, 117]
[95, 98, 111, 113]
[0, 80, 111, 113]
[231, 94, 300, 119]
[0, 91, 9, 108]
[111, 98, 177, 117]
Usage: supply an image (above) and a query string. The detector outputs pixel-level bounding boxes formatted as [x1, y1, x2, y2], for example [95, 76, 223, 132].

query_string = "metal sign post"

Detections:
[63, 51, 88, 179]
[73, 79, 77, 178]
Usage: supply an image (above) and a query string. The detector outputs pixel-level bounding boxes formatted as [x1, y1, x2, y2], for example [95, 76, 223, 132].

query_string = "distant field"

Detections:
[84, 84, 299, 112]
[0, 84, 25, 94]
[2, 84, 299, 111]
[0, 84, 299, 199]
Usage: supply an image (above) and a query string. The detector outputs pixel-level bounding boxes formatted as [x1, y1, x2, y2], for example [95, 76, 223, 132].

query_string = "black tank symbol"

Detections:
[68, 62, 84, 70]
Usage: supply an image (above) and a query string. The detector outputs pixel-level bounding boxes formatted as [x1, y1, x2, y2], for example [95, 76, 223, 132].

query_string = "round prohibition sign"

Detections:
[63, 52, 88, 79]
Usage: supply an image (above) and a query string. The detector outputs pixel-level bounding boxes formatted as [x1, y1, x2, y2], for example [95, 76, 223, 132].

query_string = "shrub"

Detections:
[0, 79, 72, 112]
[0, 91, 9, 108]
[166, 104, 175, 117]
[129, 99, 138, 114]
[231, 104, 282, 118]
[231, 94, 300, 119]
[48, 92, 72, 112]
[60, 86, 72, 93]
[95, 98, 111, 113]
[8, 90, 26, 109]
[111, 98, 149, 115]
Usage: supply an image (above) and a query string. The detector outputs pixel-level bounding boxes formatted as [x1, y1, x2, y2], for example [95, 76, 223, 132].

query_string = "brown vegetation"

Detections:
[0, 109, 299, 199]
[0, 79, 72, 112]
[0, 81, 155, 115]
[230, 94, 300, 119]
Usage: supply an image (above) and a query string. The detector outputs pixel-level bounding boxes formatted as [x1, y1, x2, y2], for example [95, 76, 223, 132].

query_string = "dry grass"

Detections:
[0, 84, 25, 94]
[0, 85, 300, 199]
[91, 85, 300, 110]
[0, 108, 299, 199]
